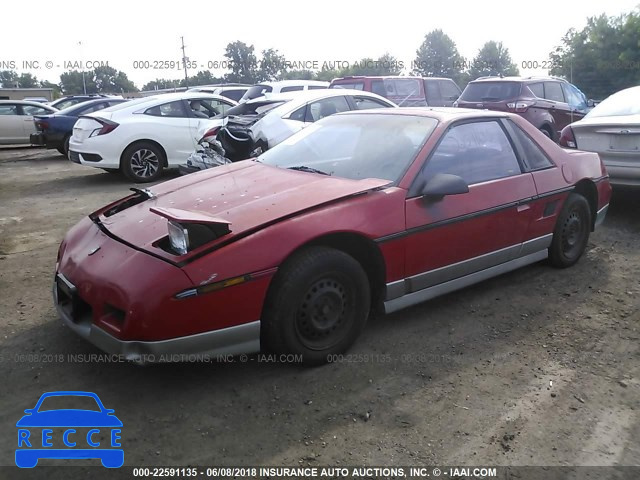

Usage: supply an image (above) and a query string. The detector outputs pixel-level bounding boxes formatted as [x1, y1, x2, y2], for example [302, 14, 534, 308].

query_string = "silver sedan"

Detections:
[0, 100, 58, 145]
[559, 86, 640, 187]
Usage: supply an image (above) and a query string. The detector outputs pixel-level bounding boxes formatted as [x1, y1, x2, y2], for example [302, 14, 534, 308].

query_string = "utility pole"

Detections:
[79, 41, 87, 94]
[181, 37, 189, 88]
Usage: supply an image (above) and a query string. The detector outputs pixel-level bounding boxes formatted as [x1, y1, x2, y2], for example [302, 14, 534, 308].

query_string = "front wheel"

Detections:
[262, 247, 370, 366]
[548, 193, 591, 268]
[121, 142, 164, 183]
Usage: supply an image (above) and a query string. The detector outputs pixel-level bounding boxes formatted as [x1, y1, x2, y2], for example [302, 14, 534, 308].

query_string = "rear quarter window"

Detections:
[460, 82, 521, 102]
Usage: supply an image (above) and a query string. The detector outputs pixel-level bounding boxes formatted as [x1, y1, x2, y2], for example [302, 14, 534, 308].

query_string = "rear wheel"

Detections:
[57, 135, 71, 156]
[539, 126, 553, 140]
[262, 247, 370, 366]
[121, 142, 164, 183]
[548, 193, 591, 268]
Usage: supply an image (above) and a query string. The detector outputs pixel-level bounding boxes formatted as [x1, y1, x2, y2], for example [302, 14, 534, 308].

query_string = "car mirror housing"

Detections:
[422, 173, 469, 199]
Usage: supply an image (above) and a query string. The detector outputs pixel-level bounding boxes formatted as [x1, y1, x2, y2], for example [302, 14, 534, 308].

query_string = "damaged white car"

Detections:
[179, 89, 396, 174]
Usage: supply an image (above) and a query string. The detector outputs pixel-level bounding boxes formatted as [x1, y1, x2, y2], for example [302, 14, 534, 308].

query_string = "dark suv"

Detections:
[330, 76, 461, 107]
[455, 76, 591, 141]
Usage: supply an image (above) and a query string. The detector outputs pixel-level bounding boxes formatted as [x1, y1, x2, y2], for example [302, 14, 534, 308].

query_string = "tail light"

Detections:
[202, 126, 220, 139]
[35, 120, 49, 131]
[559, 126, 577, 148]
[89, 118, 119, 137]
[506, 101, 534, 113]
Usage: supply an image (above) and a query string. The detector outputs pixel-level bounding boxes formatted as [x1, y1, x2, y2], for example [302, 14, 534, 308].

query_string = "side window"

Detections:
[425, 81, 441, 103]
[22, 105, 51, 115]
[304, 96, 350, 122]
[198, 98, 232, 117]
[0, 104, 18, 115]
[528, 82, 544, 98]
[563, 84, 588, 111]
[288, 105, 307, 122]
[308, 85, 328, 90]
[145, 100, 187, 118]
[544, 82, 565, 103]
[78, 103, 107, 115]
[507, 121, 554, 170]
[422, 121, 521, 186]
[352, 96, 391, 110]
[371, 80, 386, 97]
[439, 80, 461, 100]
[220, 90, 245, 102]
[280, 85, 304, 93]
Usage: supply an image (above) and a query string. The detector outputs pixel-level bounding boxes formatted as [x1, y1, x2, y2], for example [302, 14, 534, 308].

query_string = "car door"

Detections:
[403, 119, 538, 292]
[0, 103, 23, 143]
[438, 79, 462, 107]
[20, 104, 52, 138]
[562, 83, 588, 124]
[142, 100, 194, 165]
[543, 81, 572, 136]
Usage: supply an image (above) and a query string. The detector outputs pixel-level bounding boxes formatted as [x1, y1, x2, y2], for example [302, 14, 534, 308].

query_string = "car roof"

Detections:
[338, 106, 512, 122]
[471, 76, 568, 84]
[0, 99, 57, 109]
[255, 80, 330, 87]
[253, 88, 391, 104]
[332, 75, 451, 81]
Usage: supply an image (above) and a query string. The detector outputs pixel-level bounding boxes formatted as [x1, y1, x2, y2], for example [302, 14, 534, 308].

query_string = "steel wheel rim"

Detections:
[295, 276, 351, 350]
[561, 209, 585, 259]
[130, 149, 159, 178]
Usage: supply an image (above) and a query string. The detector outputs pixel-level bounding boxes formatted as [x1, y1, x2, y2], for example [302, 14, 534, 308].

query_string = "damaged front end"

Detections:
[179, 138, 231, 176]
[216, 115, 264, 162]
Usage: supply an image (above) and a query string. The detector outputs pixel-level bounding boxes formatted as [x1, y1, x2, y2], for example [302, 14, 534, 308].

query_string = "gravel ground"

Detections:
[0, 147, 638, 479]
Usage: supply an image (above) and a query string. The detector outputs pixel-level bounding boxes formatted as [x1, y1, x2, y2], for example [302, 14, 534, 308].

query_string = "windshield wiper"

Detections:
[287, 165, 330, 176]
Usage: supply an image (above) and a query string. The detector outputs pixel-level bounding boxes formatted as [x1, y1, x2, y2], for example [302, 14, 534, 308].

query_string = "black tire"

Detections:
[121, 142, 164, 183]
[540, 126, 552, 139]
[56, 135, 71, 156]
[262, 246, 371, 366]
[548, 193, 591, 268]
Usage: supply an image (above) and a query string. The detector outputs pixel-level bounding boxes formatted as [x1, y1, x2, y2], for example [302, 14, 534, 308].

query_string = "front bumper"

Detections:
[54, 278, 260, 362]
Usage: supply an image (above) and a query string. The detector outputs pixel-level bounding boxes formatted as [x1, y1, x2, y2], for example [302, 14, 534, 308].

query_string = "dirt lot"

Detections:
[0, 147, 638, 478]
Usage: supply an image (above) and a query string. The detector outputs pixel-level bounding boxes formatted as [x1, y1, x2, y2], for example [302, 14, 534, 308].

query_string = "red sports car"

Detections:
[54, 108, 611, 365]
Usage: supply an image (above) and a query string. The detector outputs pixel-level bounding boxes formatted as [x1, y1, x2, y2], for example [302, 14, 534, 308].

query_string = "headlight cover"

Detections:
[168, 220, 189, 255]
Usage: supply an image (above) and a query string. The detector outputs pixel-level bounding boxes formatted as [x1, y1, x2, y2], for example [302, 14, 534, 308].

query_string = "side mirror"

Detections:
[422, 173, 469, 199]
[587, 99, 596, 108]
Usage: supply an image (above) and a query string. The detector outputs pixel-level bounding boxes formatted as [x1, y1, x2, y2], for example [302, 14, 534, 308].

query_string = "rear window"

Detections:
[280, 85, 304, 93]
[331, 82, 365, 90]
[222, 100, 287, 118]
[242, 85, 273, 101]
[460, 82, 521, 102]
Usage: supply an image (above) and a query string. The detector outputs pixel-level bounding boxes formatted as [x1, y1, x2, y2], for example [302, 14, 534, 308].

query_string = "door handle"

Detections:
[517, 204, 530, 212]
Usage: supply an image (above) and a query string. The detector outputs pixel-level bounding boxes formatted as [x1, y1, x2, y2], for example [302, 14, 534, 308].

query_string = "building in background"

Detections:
[0, 88, 54, 101]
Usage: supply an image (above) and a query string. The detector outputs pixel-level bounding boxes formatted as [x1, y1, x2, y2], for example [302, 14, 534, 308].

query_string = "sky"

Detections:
[1, 0, 638, 89]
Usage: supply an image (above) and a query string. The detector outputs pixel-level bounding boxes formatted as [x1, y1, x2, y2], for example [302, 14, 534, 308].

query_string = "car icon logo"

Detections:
[15, 391, 123, 468]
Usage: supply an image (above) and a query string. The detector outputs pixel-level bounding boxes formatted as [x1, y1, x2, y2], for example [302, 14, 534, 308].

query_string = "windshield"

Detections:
[241, 84, 274, 101]
[460, 81, 521, 102]
[586, 87, 640, 118]
[258, 113, 438, 182]
[37, 395, 101, 412]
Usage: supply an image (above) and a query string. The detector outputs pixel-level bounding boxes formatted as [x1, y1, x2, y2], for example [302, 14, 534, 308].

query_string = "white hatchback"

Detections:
[68, 92, 237, 182]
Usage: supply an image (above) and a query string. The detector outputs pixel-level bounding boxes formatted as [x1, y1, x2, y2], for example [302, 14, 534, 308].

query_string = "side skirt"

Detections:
[384, 249, 548, 314]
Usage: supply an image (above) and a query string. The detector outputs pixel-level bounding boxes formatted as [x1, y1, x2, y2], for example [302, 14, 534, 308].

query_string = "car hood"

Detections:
[95, 161, 390, 261]
[16, 410, 123, 427]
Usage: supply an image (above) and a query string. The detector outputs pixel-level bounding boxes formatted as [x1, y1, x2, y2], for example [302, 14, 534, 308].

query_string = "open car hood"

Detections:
[93, 161, 390, 263]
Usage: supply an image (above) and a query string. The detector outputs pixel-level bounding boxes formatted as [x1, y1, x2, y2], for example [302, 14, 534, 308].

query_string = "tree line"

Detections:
[1, 9, 638, 100]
